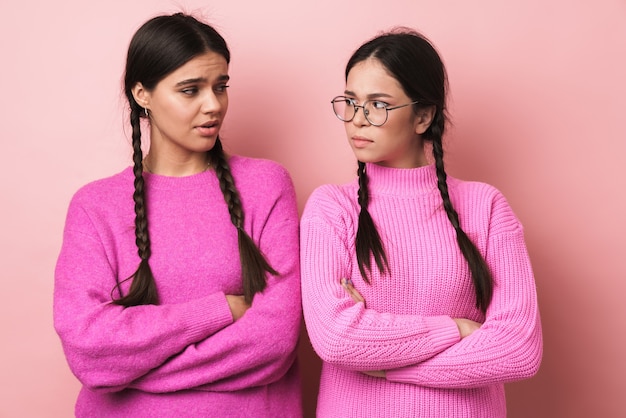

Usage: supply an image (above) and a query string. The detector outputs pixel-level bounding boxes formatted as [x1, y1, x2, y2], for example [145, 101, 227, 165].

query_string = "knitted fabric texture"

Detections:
[54, 156, 302, 417]
[300, 163, 542, 418]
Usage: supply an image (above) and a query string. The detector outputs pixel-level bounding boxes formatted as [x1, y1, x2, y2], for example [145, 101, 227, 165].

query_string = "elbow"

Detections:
[303, 317, 359, 368]
[311, 341, 342, 366]
[510, 349, 542, 381]
[521, 320, 543, 378]
[59, 342, 132, 393]
[506, 329, 543, 381]
[251, 331, 300, 385]
[522, 337, 543, 379]
[263, 320, 301, 364]
[307, 330, 355, 368]
[69, 364, 129, 393]
[303, 307, 368, 369]
[84, 382, 127, 394]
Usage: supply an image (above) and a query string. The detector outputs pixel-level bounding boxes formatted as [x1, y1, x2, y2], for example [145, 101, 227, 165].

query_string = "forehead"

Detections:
[161, 51, 229, 84]
[345, 58, 404, 98]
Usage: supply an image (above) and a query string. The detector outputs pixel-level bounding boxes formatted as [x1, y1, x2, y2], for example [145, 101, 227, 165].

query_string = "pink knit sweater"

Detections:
[300, 163, 542, 418]
[54, 156, 302, 417]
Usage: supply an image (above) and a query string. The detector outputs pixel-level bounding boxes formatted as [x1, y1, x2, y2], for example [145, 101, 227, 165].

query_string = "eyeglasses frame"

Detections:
[331, 95, 420, 127]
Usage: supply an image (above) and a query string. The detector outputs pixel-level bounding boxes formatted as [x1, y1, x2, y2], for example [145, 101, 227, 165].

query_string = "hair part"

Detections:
[347, 29, 493, 312]
[112, 13, 275, 307]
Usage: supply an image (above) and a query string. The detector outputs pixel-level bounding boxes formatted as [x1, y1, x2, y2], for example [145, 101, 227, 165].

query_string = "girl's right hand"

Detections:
[341, 278, 366, 307]
[226, 295, 250, 321]
[452, 318, 482, 338]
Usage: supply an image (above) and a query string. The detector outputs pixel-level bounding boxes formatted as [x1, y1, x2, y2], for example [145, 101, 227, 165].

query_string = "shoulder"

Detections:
[447, 176, 522, 234]
[63, 168, 134, 232]
[228, 155, 293, 189]
[226, 156, 297, 210]
[302, 180, 358, 223]
[69, 167, 133, 209]
[447, 177, 502, 204]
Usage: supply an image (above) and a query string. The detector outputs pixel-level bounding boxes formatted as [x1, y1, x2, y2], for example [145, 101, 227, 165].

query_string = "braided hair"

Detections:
[112, 13, 275, 307]
[208, 140, 277, 303]
[348, 29, 493, 312]
[355, 161, 388, 282]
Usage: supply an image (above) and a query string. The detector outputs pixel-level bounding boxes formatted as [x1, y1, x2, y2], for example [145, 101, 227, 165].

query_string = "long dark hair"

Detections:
[112, 13, 276, 307]
[347, 29, 493, 313]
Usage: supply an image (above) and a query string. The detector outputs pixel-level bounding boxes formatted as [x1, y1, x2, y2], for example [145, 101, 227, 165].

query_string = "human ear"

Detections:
[131, 82, 150, 109]
[414, 105, 436, 135]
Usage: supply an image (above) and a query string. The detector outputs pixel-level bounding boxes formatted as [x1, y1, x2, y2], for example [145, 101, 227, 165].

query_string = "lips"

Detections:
[199, 120, 218, 128]
[351, 136, 373, 149]
[196, 120, 220, 137]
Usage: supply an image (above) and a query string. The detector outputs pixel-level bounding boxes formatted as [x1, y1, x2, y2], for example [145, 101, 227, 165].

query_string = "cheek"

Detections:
[220, 95, 229, 114]
[388, 119, 413, 138]
[155, 97, 180, 117]
[165, 101, 195, 122]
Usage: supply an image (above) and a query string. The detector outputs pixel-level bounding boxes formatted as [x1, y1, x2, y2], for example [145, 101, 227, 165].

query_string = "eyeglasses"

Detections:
[331, 96, 419, 127]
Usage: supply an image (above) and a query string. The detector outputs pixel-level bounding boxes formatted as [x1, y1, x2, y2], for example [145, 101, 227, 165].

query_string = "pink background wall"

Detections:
[1, 0, 624, 417]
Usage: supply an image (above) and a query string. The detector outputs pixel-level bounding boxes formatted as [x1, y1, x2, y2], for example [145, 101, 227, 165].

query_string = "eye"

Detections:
[344, 97, 357, 106]
[371, 100, 389, 109]
[215, 84, 230, 93]
[180, 87, 198, 96]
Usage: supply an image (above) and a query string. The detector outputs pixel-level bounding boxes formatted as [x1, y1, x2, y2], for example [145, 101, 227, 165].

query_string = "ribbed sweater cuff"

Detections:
[385, 316, 459, 383]
[180, 292, 234, 340]
[423, 315, 461, 347]
[385, 366, 422, 383]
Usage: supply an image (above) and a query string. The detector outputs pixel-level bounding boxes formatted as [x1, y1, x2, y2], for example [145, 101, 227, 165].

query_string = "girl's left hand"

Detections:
[362, 370, 386, 378]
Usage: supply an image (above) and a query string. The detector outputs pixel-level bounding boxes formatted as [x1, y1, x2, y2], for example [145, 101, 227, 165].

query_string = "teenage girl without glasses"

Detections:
[301, 29, 542, 417]
[54, 13, 302, 417]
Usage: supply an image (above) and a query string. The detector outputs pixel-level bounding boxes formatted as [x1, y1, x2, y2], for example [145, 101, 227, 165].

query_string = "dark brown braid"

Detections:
[431, 118, 493, 312]
[111, 106, 159, 307]
[355, 161, 389, 282]
[209, 139, 278, 304]
[114, 14, 241, 307]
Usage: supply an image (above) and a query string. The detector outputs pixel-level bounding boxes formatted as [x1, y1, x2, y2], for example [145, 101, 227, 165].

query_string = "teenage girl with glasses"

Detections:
[301, 29, 542, 417]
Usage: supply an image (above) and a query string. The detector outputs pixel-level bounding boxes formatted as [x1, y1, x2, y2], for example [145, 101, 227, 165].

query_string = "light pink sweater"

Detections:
[300, 163, 542, 418]
[54, 156, 302, 417]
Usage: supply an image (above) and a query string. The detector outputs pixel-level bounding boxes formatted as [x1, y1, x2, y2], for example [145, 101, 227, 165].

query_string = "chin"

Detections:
[351, 150, 380, 164]
[198, 138, 219, 152]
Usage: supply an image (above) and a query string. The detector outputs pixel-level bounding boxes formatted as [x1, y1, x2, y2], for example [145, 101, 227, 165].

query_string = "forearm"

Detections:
[130, 273, 302, 392]
[54, 291, 233, 392]
[301, 212, 463, 370]
[304, 293, 460, 371]
[386, 231, 543, 387]
[385, 311, 542, 388]
[130, 175, 303, 392]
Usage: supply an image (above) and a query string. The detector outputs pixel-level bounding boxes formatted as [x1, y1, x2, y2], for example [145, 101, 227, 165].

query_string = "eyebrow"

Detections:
[343, 90, 394, 99]
[175, 74, 230, 87]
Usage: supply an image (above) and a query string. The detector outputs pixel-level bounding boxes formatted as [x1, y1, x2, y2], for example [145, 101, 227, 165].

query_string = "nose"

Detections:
[352, 105, 370, 126]
[200, 91, 222, 114]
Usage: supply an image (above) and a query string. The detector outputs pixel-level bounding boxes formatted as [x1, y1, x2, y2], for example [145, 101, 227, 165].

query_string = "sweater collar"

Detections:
[126, 155, 241, 191]
[364, 163, 439, 196]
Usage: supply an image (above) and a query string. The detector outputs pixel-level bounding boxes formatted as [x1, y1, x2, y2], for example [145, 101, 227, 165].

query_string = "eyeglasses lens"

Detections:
[332, 98, 388, 126]
[332, 98, 353, 122]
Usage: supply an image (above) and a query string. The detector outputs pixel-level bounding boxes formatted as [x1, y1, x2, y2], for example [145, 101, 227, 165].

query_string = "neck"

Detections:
[143, 154, 211, 177]
[364, 163, 438, 196]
